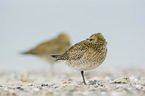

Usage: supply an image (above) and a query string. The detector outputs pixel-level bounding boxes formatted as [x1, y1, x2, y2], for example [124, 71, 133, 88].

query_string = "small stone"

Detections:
[12, 92, 16, 95]
[123, 77, 129, 80]
[94, 86, 98, 88]
[16, 87, 21, 89]
[16, 87, 24, 90]
[99, 84, 104, 87]
[41, 84, 45, 86]
[94, 80, 97, 82]
[28, 84, 33, 86]
[54, 86, 58, 88]
[63, 81, 70, 84]
[111, 81, 127, 84]
[88, 80, 96, 85]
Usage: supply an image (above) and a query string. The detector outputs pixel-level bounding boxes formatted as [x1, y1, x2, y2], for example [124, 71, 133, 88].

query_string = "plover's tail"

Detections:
[21, 51, 29, 54]
[51, 55, 65, 60]
[21, 51, 35, 55]
[21, 49, 37, 55]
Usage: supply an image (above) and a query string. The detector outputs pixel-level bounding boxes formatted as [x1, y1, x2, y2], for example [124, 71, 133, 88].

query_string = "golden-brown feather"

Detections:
[24, 33, 71, 63]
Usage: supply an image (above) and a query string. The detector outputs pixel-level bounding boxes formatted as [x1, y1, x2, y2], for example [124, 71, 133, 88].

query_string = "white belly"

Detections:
[66, 60, 101, 71]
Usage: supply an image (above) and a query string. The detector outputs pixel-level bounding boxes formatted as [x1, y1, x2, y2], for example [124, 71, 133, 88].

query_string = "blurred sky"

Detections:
[0, 0, 145, 70]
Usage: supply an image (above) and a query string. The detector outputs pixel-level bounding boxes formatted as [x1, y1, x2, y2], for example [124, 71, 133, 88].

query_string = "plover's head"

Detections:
[87, 33, 107, 45]
[57, 33, 71, 46]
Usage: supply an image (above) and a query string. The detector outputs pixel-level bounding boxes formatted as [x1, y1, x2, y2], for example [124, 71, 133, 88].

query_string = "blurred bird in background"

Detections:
[52, 33, 107, 84]
[23, 33, 71, 74]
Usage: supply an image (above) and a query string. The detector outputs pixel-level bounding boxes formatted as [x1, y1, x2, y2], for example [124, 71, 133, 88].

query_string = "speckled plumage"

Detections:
[23, 33, 71, 64]
[52, 33, 107, 84]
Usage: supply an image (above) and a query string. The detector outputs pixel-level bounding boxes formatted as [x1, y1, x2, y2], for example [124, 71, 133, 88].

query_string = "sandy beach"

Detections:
[0, 66, 145, 96]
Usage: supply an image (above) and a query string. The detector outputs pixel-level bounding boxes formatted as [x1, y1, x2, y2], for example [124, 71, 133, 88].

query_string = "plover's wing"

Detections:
[51, 41, 88, 60]
[23, 38, 61, 54]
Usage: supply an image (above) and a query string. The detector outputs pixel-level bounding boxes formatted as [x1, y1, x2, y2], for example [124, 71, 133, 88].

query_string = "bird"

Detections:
[22, 33, 71, 73]
[51, 33, 107, 85]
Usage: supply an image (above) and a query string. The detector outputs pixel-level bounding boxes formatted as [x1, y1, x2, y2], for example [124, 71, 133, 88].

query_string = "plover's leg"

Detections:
[81, 71, 86, 85]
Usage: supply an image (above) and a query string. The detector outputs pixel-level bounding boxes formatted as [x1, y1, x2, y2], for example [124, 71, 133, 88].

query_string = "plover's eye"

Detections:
[90, 39, 93, 41]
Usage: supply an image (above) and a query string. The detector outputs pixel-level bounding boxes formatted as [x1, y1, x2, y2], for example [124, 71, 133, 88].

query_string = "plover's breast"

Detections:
[66, 47, 107, 71]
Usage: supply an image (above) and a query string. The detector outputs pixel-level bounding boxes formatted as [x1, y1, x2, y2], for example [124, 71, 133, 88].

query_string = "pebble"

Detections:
[41, 83, 49, 87]
[16, 87, 21, 89]
[88, 80, 97, 85]
[16, 87, 24, 90]
[41, 84, 46, 86]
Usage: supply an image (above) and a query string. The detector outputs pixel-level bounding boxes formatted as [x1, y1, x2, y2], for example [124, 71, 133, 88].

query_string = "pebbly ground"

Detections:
[0, 66, 145, 96]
